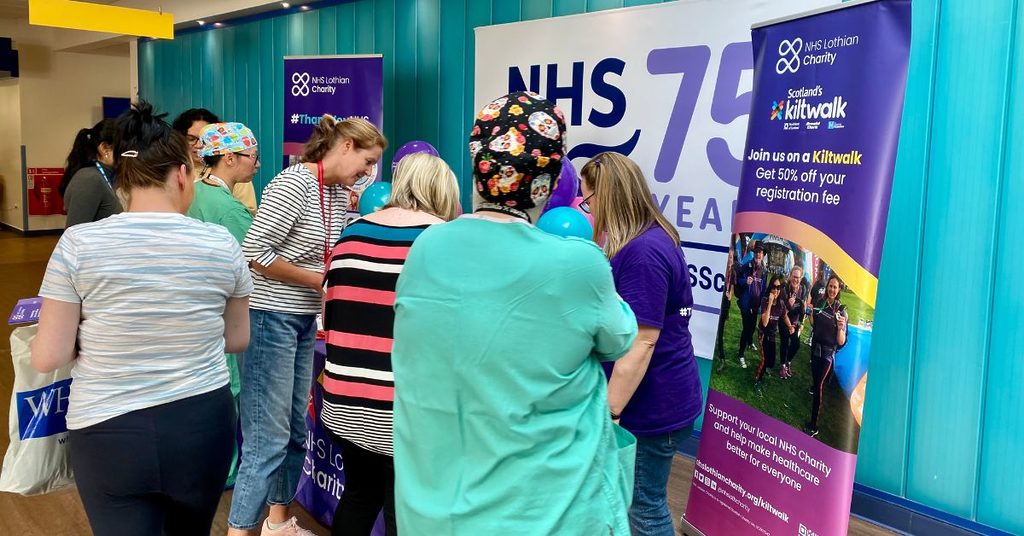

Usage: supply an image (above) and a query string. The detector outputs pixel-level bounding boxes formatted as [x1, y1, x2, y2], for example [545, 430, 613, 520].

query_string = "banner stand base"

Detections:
[679, 514, 706, 536]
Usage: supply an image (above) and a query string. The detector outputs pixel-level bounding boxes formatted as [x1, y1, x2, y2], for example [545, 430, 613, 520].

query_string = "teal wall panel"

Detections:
[138, 1, 1024, 532]
[522, 0, 553, 20]
[855, 0, 941, 497]
[416, 0, 441, 148]
[492, 1, 522, 25]
[588, 0, 625, 12]
[553, 0, 587, 16]
[906, 0, 1015, 518]
[438, 0, 466, 206]
[976, 2, 1024, 533]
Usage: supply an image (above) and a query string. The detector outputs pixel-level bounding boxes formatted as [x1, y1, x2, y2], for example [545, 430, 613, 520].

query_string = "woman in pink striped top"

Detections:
[321, 153, 460, 536]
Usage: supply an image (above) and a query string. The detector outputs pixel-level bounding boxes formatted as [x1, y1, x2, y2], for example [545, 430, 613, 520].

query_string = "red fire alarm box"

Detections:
[27, 168, 65, 216]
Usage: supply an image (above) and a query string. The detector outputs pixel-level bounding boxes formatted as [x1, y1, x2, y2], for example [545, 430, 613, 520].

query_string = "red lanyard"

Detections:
[317, 161, 332, 267]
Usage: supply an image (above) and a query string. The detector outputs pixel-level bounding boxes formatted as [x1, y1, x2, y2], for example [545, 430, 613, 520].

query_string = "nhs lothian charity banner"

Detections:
[286, 55, 385, 532]
[283, 55, 383, 222]
[474, 0, 832, 359]
[684, 1, 911, 535]
[295, 344, 385, 533]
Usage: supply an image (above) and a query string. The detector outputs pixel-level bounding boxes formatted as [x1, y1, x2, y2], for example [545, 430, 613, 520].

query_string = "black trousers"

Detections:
[69, 385, 235, 536]
[780, 325, 802, 366]
[755, 331, 777, 382]
[329, 433, 397, 536]
[738, 307, 758, 357]
[716, 294, 730, 361]
[810, 344, 837, 428]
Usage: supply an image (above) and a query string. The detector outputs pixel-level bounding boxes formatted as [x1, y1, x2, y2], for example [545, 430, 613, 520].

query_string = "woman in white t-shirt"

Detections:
[31, 102, 253, 536]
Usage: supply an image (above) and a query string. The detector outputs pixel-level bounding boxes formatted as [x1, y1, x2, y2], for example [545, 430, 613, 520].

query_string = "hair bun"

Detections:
[317, 114, 337, 131]
[127, 101, 168, 125]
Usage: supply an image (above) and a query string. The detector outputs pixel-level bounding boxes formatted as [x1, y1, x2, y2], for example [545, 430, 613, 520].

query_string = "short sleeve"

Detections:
[613, 243, 670, 329]
[576, 246, 637, 362]
[228, 238, 254, 298]
[39, 232, 82, 304]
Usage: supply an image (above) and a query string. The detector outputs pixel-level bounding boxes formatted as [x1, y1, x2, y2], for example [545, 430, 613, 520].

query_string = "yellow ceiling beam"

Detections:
[29, 0, 175, 40]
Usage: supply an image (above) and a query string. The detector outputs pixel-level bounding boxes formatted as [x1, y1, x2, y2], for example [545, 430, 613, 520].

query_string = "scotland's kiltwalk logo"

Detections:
[771, 100, 786, 121]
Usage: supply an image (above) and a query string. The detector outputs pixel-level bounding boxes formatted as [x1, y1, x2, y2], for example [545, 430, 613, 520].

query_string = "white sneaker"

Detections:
[740, 357, 747, 369]
[261, 517, 316, 536]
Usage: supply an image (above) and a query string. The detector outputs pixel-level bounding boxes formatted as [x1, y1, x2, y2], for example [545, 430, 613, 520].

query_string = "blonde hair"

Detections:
[580, 152, 679, 259]
[302, 115, 388, 162]
[383, 153, 461, 221]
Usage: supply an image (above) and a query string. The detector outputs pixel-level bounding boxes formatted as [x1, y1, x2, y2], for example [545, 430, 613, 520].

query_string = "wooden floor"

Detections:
[0, 230, 896, 535]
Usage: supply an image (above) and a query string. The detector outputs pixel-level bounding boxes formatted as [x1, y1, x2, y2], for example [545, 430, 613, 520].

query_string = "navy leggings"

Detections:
[69, 385, 235, 536]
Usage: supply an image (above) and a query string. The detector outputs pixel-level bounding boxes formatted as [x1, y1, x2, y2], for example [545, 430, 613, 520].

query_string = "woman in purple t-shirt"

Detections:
[580, 152, 703, 536]
[807, 274, 848, 437]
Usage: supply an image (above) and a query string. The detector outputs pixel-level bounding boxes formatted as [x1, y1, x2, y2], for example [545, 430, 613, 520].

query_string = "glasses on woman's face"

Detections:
[237, 152, 260, 164]
[771, 284, 782, 290]
[579, 192, 595, 214]
[186, 135, 202, 147]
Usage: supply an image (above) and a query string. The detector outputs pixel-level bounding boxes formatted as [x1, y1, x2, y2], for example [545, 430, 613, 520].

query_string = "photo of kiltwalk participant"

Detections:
[711, 233, 873, 454]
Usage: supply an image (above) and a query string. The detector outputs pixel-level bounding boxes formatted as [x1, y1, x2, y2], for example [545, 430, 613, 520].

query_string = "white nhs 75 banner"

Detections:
[474, 0, 832, 359]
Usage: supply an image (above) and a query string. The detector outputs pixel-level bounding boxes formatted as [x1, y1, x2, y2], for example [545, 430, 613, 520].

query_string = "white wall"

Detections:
[0, 79, 22, 229]
[0, 13, 131, 230]
[20, 43, 130, 230]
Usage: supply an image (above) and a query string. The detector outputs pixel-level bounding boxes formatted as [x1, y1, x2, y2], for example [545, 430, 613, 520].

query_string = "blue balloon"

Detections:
[359, 182, 392, 216]
[537, 206, 593, 240]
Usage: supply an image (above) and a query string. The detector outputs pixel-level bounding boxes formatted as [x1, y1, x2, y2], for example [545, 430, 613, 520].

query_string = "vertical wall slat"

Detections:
[521, 0, 553, 21]
[855, 0, 941, 496]
[354, 1, 375, 54]
[976, 2, 1024, 533]
[373, 0, 397, 171]
[553, 0, 586, 17]
[415, 0, 441, 150]
[438, 0, 467, 197]
[906, 0, 1015, 518]
[319, 6, 339, 55]
[463, 0, 492, 206]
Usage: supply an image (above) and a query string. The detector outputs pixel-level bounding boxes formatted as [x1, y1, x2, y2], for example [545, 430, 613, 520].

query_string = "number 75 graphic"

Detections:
[648, 42, 752, 187]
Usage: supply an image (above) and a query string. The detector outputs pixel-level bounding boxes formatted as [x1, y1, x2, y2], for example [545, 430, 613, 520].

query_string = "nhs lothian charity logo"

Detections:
[291, 72, 311, 97]
[776, 38, 803, 74]
[771, 100, 786, 121]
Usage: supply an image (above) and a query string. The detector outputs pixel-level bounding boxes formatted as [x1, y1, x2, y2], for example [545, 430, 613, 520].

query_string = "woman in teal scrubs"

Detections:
[391, 92, 638, 535]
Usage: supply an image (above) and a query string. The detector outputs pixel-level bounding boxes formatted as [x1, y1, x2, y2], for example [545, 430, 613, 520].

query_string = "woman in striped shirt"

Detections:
[322, 153, 460, 536]
[229, 116, 387, 536]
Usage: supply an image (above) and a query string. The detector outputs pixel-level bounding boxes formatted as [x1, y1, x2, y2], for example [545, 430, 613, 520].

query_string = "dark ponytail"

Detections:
[59, 119, 116, 197]
[112, 101, 192, 200]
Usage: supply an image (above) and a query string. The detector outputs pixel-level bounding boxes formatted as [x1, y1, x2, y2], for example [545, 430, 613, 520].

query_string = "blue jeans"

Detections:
[228, 309, 317, 529]
[630, 425, 694, 536]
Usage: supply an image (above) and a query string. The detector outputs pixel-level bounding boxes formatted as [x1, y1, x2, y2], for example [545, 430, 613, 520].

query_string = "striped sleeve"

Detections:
[39, 231, 82, 304]
[242, 174, 309, 268]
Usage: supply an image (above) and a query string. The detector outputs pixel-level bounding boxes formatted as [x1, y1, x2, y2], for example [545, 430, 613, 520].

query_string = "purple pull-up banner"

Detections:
[684, 1, 911, 535]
